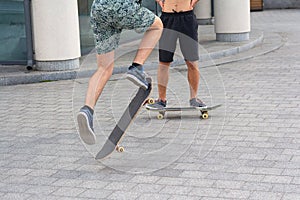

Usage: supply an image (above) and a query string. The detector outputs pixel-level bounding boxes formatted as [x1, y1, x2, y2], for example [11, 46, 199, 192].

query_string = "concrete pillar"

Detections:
[31, 0, 81, 71]
[214, 0, 250, 42]
[194, 0, 213, 25]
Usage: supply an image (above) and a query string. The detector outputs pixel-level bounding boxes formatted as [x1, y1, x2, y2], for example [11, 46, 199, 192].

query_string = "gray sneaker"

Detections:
[77, 106, 96, 145]
[126, 65, 149, 90]
[190, 98, 207, 108]
[146, 99, 167, 110]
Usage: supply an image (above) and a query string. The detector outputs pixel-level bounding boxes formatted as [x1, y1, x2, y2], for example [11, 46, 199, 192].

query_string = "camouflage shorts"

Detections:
[90, 0, 156, 54]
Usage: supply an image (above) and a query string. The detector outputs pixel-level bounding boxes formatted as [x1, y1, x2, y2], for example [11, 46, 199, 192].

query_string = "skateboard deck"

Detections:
[95, 78, 152, 160]
[146, 104, 222, 119]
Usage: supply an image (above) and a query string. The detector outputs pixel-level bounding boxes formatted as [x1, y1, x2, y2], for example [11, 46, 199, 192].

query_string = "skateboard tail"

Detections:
[95, 139, 116, 160]
[95, 122, 129, 160]
[200, 104, 222, 111]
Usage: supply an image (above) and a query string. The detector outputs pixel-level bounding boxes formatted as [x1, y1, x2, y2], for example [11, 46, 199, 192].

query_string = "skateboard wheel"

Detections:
[148, 98, 155, 104]
[157, 113, 164, 120]
[202, 112, 209, 119]
[116, 146, 124, 153]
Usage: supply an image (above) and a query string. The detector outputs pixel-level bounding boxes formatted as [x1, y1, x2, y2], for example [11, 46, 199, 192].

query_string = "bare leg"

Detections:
[157, 62, 171, 101]
[133, 16, 163, 65]
[85, 51, 114, 109]
[186, 60, 200, 99]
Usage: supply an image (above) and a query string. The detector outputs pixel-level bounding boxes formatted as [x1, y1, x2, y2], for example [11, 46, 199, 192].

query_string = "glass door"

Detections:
[0, 0, 28, 64]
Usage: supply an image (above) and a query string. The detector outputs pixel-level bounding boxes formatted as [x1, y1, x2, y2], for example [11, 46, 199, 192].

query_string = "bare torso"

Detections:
[162, 0, 192, 13]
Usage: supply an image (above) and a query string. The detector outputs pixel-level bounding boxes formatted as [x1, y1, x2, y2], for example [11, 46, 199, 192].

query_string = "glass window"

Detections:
[0, 0, 27, 63]
[77, 0, 94, 55]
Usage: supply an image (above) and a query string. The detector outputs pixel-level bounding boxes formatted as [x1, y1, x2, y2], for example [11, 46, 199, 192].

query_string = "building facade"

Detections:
[0, 0, 158, 69]
[0, 0, 298, 70]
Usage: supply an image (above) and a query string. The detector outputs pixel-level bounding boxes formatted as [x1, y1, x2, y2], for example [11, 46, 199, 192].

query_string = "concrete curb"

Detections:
[212, 32, 286, 67]
[0, 31, 276, 86]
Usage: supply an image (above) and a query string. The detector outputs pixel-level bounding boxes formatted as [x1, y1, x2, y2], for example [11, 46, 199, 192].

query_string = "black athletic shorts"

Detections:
[159, 10, 199, 63]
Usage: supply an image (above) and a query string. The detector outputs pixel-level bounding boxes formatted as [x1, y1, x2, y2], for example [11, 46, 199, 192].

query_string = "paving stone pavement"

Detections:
[0, 10, 300, 200]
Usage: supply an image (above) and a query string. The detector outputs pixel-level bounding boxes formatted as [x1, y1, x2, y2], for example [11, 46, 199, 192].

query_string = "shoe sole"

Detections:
[145, 104, 165, 110]
[126, 74, 148, 90]
[77, 112, 96, 145]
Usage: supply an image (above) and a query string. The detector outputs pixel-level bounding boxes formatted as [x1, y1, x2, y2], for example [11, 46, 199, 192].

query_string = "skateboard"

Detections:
[95, 78, 153, 160]
[146, 104, 222, 119]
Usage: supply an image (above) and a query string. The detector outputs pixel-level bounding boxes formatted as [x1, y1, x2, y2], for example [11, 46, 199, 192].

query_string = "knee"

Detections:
[159, 62, 170, 70]
[151, 16, 163, 30]
[186, 61, 198, 70]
